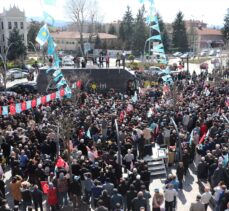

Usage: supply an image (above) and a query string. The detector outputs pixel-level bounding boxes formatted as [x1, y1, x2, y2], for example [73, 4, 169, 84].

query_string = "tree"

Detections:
[119, 6, 134, 50]
[158, 14, 170, 53]
[66, 0, 98, 55]
[222, 8, 229, 46]
[132, 6, 148, 56]
[108, 24, 116, 35]
[94, 35, 101, 49]
[172, 11, 189, 52]
[7, 27, 27, 61]
[27, 19, 42, 51]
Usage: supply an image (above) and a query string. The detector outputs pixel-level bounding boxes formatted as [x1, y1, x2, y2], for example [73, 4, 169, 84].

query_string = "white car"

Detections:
[144, 66, 162, 75]
[173, 52, 183, 57]
[209, 50, 216, 56]
[62, 60, 74, 66]
[6, 69, 29, 81]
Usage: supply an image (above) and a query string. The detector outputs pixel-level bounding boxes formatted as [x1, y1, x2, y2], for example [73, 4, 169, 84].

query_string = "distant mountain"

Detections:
[27, 16, 71, 27]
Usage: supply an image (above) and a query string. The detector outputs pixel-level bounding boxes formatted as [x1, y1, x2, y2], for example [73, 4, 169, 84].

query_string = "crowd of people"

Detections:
[0, 68, 227, 211]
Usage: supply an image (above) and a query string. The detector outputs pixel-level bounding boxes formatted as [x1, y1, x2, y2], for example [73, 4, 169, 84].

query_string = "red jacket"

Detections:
[47, 187, 58, 205]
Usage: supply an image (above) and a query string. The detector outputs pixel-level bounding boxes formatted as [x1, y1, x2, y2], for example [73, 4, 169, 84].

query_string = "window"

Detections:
[14, 22, 18, 29]
[8, 22, 12, 29]
[1, 22, 3, 30]
[20, 22, 23, 29]
[2, 34, 4, 42]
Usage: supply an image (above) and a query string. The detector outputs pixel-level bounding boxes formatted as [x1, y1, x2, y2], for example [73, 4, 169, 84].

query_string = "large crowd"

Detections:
[0, 69, 227, 211]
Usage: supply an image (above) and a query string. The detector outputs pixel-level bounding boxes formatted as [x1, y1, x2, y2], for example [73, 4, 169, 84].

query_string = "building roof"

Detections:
[51, 31, 117, 40]
[196, 28, 222, 36]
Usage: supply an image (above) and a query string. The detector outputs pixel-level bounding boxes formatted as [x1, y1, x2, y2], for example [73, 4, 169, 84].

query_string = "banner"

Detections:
[35, 24, 49, 46]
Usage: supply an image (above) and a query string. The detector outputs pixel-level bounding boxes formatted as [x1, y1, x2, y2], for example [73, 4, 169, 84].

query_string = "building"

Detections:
[165, 20, 224, 52]
[51, 31, 118, 51]
[0, 5, 27, 54]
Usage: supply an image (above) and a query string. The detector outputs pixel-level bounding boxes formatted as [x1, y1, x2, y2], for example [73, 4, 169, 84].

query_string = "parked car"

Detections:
[200, 63, 209, 70]
[180, 53, 189, 59]
[173, 52, 183, 57]
[62, 60, 74, 66]
[7, 83, 37, 94]
[200, 49, 208, 57]
[209, 49, 216, 56]
[144, 66, 162, 75]
[6, 69, 29, 81]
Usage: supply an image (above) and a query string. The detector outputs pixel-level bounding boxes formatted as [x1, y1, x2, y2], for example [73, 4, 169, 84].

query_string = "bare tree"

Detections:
[66, 0, 98, 55]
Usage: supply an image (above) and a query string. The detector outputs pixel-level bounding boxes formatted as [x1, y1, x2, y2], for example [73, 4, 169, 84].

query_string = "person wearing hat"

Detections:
[189, 195, 205, 211]
[152, 188, 164, 211]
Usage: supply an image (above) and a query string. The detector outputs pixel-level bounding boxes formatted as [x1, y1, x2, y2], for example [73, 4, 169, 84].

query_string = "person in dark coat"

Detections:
[31, 185, 43, 211]
[126, 185, 137, 211]
[197, 157, 208, 181]
[176, 162, 184, 189]
[131, 191, 147, 211]
[212, 163, 226, 188]
[99, 190, 111, 210]
[77, 139, 88, 156]
[69, 176, 82, 208]
[182, 149, 190, 176]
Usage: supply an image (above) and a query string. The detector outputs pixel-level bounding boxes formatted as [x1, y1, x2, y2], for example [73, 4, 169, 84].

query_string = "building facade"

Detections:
[51, 31, 118, 51]
[0, 6, 27, 54]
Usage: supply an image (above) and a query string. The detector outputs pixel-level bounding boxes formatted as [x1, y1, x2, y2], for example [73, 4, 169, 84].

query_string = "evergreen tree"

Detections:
[108, 24, 116, 35]
[119, 6, 134, 50]
[172, 11, 189, 52]
[94, 35, 102, 49]
[222, 8, 229, 45]
[27, 19, 42, 51]
[132, 6, 148, 56]
[157, 14, 170, 53]
[7, 27, 27, 61]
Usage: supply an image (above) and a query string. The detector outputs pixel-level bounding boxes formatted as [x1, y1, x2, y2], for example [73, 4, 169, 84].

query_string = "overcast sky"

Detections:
[0, 0, 228, 26]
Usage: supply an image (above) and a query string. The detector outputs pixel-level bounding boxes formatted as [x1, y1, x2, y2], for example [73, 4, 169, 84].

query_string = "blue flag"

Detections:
[47, 36, 56, 56]
[151, 24, 160, 32]
[46, 94, 51, 102]
[57, 78, 67, 89]
[53, 69, 62, 77]
[43, 0, 56, 5]
[16, 103, 21, 114]
[56, 90, 60, 99]
[43, 11, 55, 26]
[2, 106, 8, 116]
[37, 97, 41, 106]
[131, 92, 138, 103]
[65, 86, 72, 98]
[86, 129, 91, 139]
[53, 73, 63, 82]
[35, 24, 49, 46]
[26, 101, 32, 110]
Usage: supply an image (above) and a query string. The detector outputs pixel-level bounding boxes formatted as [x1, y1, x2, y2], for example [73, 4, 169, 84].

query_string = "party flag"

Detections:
[0, 107, 1, 115]
[60, 88, 65, 97]
[47, 36, 56, 56]
[31, 99, 37, 108]
[57, 78, 67, 89]
[43, 0, 56, 5]
[51, 92, 56, 100]
[131, 91, 138, 103]
[147, 35, 162, 42]
[26, 101, 32, 110]
[189, 130, 194, 145]
[53, 73, 63, 82]
[53, 69, 62, 77]
[151, 24, 160, 32]
[40, 181, 49, 194]
[46, 67, 56, 74]
[55, 156, 68, 169]
[77, 80, 82, 89]
[43, 11, 55, 26]
[86, 129, 91, 139]
[16, 103, 22, 114]
[41, 96, 46, 104]
[2, 106, 8, 116]
[21, 102, 26, 111]
[56, 90, 60, 99]
[37, 97, 41, 106]
[46, 94, 51, 102]
[10, 104, 16, 115]
[35, 24, 49, 46]
[65, 86, 72, 98]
